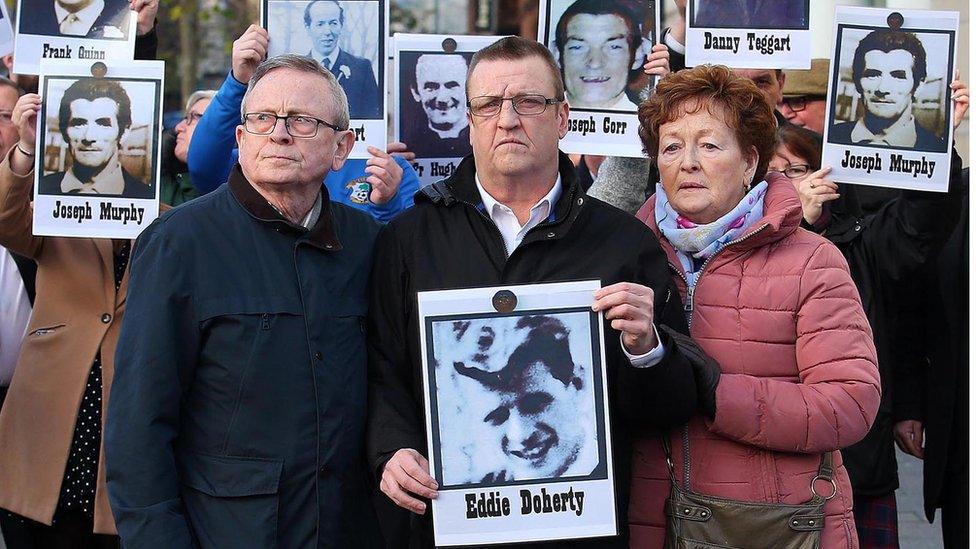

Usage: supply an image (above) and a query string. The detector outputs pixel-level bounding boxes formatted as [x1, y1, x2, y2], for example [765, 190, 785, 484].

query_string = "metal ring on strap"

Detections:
[811, 475, 838, 500]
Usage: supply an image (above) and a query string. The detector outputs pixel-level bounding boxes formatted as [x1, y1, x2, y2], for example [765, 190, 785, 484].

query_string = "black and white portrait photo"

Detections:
[17, 0, 131, 39]
[821, 6, 958, 193]
[33, 60, 163, 239]
[430, 311, 604, 487]
[827, 26, 952, 153]
[264, 0, 384, 119]
[40, 77, 158, 198]
[543, 0, 657, 112]
[689, 0, 808, 30]
[14, 0, 137, 75]
[398, 51, 472, 159]
[419, 281, 617, 546]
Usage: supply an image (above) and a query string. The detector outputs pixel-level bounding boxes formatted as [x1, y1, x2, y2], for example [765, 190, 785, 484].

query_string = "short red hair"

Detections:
[638, 65, 777, 186]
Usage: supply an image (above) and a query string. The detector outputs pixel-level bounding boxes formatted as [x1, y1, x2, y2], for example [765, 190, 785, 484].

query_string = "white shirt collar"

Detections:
[54, 0, 105, 36]
[850, 112, 918, 148]
[60, 160, 125, 195]
[474, 173, 562, 257]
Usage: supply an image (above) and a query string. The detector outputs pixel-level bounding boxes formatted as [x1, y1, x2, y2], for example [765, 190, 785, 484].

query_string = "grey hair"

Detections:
[240, 54, 350, 130]
[184, 89, 217, 113]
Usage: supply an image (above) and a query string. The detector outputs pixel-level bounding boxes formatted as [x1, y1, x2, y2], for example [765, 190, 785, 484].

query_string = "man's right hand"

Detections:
[380, 448, 439, 515]
[232, 25, 270, 84]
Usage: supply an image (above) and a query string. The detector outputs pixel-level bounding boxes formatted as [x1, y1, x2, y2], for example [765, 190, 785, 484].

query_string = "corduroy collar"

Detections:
[227, 163, 342, 251]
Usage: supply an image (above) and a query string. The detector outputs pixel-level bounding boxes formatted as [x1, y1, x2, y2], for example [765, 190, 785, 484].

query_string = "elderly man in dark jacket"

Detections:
[105, 55, 380, 548]
[366, 37, 704, 548]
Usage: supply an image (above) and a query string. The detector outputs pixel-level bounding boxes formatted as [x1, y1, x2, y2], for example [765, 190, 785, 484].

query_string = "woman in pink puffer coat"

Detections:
[629, 65, 881, 548]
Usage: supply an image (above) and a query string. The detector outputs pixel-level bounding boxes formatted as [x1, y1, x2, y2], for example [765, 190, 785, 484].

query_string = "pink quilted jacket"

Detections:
[630, 175, 881, 548]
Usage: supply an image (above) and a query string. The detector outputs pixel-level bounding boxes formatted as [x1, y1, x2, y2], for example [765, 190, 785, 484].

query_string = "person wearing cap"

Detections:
[778, 59, 829, 135]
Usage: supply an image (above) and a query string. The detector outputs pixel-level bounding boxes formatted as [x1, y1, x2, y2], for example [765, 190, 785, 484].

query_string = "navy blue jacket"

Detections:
[105, 165, 381, 548]
[329, 49, 382, 119]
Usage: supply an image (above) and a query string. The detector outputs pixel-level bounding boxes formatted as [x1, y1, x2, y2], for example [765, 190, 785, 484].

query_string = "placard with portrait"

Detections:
[0, 1, 15, 57]
[685, 0, 811, 69]
[34, 60, 163, 238]
[13, 0, 137, 75]
[538, 0, 659, 157]
[262, 0, 387, 158]
[419, 280, 616, 546]
[822, 6, 957, 192]
[393, 33, 502, 187]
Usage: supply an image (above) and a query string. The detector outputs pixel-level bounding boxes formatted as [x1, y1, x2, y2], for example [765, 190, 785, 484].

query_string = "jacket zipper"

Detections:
[669, 222, 770, 491]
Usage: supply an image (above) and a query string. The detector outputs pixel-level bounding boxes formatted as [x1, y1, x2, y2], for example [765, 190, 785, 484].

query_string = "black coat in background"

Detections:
[365, 152, 698, 548]
[892, 169, 968, 541]
[823, 149, 964, 497]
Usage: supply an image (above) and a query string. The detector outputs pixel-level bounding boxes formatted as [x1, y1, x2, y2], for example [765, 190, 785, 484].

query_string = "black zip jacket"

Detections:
[365, 153, 698, 548]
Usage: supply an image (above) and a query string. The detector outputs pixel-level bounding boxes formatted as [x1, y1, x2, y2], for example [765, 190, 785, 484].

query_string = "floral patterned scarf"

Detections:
[655, 181, 768, 287]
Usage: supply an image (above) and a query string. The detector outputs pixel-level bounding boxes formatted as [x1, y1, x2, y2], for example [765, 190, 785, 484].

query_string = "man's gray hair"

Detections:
[240, 54, 350, 130]
[185, 89, 217, 113]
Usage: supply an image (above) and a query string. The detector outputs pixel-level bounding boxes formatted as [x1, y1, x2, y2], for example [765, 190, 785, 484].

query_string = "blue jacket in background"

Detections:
[187, 71, 418, 223]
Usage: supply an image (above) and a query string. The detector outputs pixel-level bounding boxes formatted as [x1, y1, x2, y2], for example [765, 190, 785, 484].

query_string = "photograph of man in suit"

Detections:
[831, 29, 945, 152]
[401, 53, 470, 158]
[304, 0, 381, 118]
[692, 0, 807, 30]
[39, 78, 154, 198]
[19, 0, 130, 38]
[552, 0, 646, 111]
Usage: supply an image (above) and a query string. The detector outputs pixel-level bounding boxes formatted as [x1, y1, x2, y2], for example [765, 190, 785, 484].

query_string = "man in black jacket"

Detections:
[366, 36, 703, 548]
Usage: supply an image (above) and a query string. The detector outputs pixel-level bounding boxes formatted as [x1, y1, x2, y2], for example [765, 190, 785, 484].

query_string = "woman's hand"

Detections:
[11, 94, 40, 175]
[643, 44, 670, 78]
[950, 70, 969, 130]
[795, 167, 840, 226]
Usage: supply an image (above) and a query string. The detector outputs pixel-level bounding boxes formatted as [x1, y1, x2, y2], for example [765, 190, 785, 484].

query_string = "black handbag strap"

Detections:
[661, 430, 836, 502]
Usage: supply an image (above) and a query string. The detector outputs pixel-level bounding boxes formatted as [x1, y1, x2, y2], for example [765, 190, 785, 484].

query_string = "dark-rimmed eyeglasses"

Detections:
[769, 164, 813, 180]
[781, 95, 822, 113]
[242, 112, 345, 138]
[467, 94, 562, 117]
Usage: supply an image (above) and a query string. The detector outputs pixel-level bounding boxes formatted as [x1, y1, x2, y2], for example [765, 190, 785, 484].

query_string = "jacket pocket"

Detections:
[28, 324, 65, 337]
[178, 451, 283, 549]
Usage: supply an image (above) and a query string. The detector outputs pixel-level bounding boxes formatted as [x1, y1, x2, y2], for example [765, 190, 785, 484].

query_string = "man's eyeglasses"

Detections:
[769, 164, 813, 180]
[781, 95, 822, 113]
[467, 94, 562, 117]
[242, 112, 345, 138]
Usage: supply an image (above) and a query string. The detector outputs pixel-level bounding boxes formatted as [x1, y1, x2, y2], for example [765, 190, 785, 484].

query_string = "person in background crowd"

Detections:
[892, 168, 969, 549]
[188, 25, 418, 223]
[0, 245, 31, 408]
[366, 36, 702, 548]
[629, 65, 880, 547]
[0, 4, 158, 546]
[778, 59, 829, 135]
[772, 76, 968, 549]
[0, 78, 22, 157]
[106, 55, 381, 548]
[158, 90, 215, 207]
